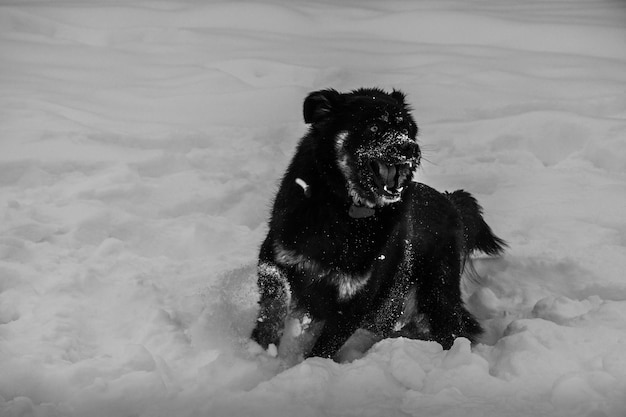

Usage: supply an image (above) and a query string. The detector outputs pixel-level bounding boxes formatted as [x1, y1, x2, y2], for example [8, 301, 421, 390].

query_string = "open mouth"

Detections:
[370, 160, 414, 197]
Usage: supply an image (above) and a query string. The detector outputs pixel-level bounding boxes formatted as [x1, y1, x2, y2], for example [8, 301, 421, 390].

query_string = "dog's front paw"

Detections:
[430, 308, 482, 350]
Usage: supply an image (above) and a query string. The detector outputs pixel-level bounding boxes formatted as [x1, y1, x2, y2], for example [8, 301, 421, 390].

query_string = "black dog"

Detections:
[251, 88, 505, 365]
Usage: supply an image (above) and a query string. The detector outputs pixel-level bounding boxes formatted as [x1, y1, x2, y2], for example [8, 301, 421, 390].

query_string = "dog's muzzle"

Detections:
[370, 160, 414, 196]
[368, 139, 420, 197]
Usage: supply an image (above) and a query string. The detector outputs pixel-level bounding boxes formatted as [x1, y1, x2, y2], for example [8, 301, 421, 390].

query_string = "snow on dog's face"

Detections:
[304, 88, 421, 207]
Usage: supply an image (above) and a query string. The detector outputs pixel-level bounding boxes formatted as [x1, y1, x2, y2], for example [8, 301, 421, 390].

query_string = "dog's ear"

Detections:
[303, 89, 341, 124]
[390, 89, 407, 106]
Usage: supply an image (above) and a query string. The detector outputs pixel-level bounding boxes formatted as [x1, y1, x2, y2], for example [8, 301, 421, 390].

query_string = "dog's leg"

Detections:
[332, 268, 414, 362]
[416, 249, 482, 349]
[251, 259, 291, 350]
[251, 260, 326, 365]
[308, 311, 361, 360]
[389, 286, 433, 340]
[277, 308, 325, 367]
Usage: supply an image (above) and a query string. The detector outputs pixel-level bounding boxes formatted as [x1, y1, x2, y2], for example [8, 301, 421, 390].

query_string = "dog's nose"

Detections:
[400, 141, 420, 159]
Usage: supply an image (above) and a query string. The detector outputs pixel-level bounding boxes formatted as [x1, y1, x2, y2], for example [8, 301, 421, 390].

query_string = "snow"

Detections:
[1, 0, 626, 416]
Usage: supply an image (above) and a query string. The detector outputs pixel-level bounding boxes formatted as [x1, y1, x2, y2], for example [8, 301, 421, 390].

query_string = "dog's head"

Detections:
[304, 88, 421, 208]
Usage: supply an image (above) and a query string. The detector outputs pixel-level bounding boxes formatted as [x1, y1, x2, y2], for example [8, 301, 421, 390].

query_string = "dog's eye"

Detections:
[369, 124, 379, 133]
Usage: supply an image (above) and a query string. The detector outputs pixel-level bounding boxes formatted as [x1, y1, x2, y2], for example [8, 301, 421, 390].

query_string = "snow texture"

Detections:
[1, 1, 626, 416]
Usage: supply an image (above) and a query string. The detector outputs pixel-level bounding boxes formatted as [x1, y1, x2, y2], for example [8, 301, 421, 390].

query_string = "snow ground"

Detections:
[1, 0, 626, 416]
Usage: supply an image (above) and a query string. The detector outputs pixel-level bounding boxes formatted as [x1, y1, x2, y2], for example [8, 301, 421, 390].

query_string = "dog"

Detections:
[250, 88, 506, 365]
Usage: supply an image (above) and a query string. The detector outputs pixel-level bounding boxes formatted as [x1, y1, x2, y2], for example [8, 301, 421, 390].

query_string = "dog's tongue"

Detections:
[377, 162, 397, 188]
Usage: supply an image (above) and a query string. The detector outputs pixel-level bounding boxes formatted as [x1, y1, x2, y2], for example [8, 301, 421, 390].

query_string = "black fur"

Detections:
[251, 88, 506, 364]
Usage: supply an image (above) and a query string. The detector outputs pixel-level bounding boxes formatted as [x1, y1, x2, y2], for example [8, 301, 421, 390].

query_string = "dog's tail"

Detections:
[445, 190, 507, 257]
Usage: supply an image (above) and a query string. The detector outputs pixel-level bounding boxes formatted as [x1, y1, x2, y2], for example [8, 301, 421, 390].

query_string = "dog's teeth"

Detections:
[384, 185, 402, 195]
